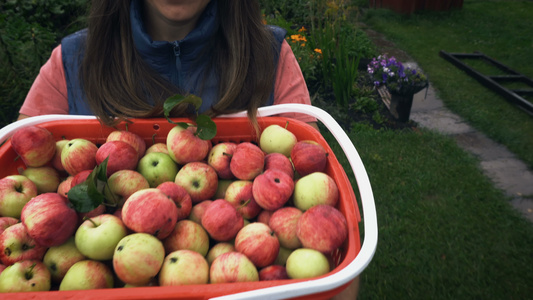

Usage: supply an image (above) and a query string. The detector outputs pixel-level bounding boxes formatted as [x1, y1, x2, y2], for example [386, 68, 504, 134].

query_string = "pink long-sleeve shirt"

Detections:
[20, 40, 316, 123]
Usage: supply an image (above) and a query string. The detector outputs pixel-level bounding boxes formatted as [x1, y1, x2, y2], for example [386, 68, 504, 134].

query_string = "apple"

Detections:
[61, 138, 98, 176]
[286, 248, 330, 279]
[70, 169, 92, 188]
[174, 162, 218, 203]
[188, 200, 212, 224]
[106, 130, 146, 161]
[157, 181, 192, 221]
[209, 251, 259, 283]
[105, 169, 150, 207]
[159, 249, 209, 286]
[293, 172, 339, 211]
[297, 204, 348, 254]
[201, 199, 244, 242]
[75, 214, 128, 261]
[214, 179, 233, 199]
[234, 222, 280, 268]
[51, 139, 69, 172]
[59, 260, 114, 290]
[43, 237, 86, 283]
[163, 219, 210, 256]
[224, 180, 262, 220]
[206, 242, 236, 265]
[291, 140, 328, 176]
[259, 124, 297, 157]
[0, 222, 47, 265]
[113, 233, 165, 286]
[269, 206, 303, 249]
[76, 204, 106, 226]
[121, 188, 178, 239]
[167, 125, 211, 164]
[264, 152, 294, 179]
[95, 140, 139, 177]
[137, 152, 179, 188]
[0, 264, 5, 274]
[230, 142, 265, 180]
[0, 260, 51, 292]
[207, 142, 237, 179]
[145, 142, 169, 155]
[256, 209, 274, 225]
[274, 246, 292, 266]
[0, 217, 18, 234]
[252, 168, 294, 211]
[22, 166, 61, 194]
[21, 193, 78, 247]
[57, 176, 74, 197]
[0, 174, 38, 218]
[259, 265, 289, 281]
[10, 125, 56, 167]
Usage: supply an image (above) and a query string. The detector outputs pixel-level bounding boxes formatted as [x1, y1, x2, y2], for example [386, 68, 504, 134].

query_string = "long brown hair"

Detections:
[80, 0, 277, 129]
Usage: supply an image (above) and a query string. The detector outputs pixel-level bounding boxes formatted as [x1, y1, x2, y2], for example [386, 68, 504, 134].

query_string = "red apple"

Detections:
[268, 206, 303, 249]
[121, 188, 178, 239]
[175, 162, 218, 203]
[209, 251, 259, 283]
[206, 242, 236, 265]
[297, 204, 348, 254]
[70, 169, 92, 188]
[201, 199, 244, 242]
[51, 139, 69, 172]
[10, 125, 56, 167]
[207, 142, 237, 179]
[188, 200, 212, 224]
[145, 142, 169, 155]
[230, 142, 264, 181]
[105, 169, 150, 207]
[157, 181, 192, 221]
[234, 222, 280, 268]
[0, 223, 47, 265]
[264, 152, 294, 179]
[61, 138, 98, 176]
[57, 176, 74, 197]
[163, 219, 210, 257]
[259, 265, 289, 281]
[106, 130, 146, 161]
[0, 217, 18, 235]
[0, 174, 38, 219]
[21, 193, 78, 247]
[256, 210, 274, 225]
[22, 166, 61, 194]
[291, 140, 328, 176]
[166, 125, 211, 164]
[224, 180, 262, 220]
[95, 140, 139, 177]
[252, 168, 294, 211]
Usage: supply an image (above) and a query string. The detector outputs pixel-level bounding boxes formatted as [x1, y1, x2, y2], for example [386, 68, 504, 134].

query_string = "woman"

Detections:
[18, 0, 316, 130]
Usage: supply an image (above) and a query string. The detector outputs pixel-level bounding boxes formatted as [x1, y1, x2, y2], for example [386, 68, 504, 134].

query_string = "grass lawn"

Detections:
[323, 124, 533, 299]
[361, 0, 533, 170]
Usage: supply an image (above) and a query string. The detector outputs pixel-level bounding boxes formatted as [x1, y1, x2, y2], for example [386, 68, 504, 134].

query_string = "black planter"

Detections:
[389, 93, 414, 122]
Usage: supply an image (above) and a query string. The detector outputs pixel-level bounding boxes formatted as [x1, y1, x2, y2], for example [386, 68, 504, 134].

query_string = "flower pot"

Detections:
[389, 93, 414, 122]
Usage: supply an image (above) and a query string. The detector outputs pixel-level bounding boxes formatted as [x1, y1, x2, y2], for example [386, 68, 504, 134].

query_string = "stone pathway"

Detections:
[410, 84, 533, 222]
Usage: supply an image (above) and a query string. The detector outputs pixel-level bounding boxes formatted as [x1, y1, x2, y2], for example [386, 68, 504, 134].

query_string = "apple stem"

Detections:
[222, 152, 233, 158]
[84, 217, 98, 227]
[285, 121, 289, 129]
[26, 263, 37, 280]
[152, 133, 157, 145]
[240, 199, 251, 208]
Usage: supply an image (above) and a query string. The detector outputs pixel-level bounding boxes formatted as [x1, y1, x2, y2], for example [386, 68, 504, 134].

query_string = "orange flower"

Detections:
[298, 26, 307, 32]
[290, 34, 307, 43]
[314, 48, 323, 54]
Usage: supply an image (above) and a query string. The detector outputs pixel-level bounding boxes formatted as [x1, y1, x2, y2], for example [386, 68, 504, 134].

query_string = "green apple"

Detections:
[0, 260, 51, 292]
[113, 233, 165, 286]
[75, 214, 128, 261]
[61, 138, 98, 176]
[274, 246, 293, 266]
[259, 124, 298, 157]
[159, 250, 209, 286]
[286, 248, 330, 279]
[59, 260, 114, 290]
[0, 174, 37, 218]
[292, 171, 339, 211]
[22, 166, 61, 194]
[43, 237, 86, 283]
[137, 152, 179, 188]
[206, 242, 235, 265]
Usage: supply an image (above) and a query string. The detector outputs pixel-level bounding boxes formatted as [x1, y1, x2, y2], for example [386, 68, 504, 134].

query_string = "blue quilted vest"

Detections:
[61, 0, 287, 116]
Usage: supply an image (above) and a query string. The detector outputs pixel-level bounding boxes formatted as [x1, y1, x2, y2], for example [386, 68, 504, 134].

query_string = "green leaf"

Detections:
[163, 94, 202, 124]
[195, 114, 217, 140]
[67, 157, 109, 213]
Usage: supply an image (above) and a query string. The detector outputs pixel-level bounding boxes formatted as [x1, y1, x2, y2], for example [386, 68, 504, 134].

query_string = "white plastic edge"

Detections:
[211, 104, 378, 300]
[0, 104, 377, 300]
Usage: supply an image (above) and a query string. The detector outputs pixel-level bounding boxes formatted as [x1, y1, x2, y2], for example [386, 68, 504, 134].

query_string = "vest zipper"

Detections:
[173, 41, 182, 87]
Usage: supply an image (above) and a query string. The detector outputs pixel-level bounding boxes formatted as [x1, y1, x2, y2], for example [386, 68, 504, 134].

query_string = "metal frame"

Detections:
[440, 51, 533, 116]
